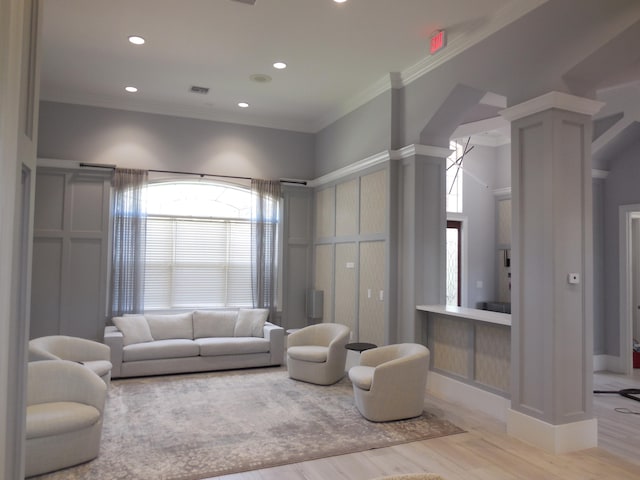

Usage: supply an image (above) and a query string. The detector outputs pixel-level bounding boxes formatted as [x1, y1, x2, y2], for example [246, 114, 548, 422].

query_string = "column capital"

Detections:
[500, 91, 605, 122]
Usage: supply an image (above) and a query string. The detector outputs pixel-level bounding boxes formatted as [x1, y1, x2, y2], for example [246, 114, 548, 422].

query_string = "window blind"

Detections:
[144, 215, 252, 310]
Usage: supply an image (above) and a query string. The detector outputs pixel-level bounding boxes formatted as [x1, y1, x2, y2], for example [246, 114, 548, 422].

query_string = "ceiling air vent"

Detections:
[231, 0, 256, 5]
[190, 86, 210, 95]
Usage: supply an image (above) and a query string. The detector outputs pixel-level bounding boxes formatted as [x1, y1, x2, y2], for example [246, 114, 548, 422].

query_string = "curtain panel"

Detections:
[111, 168, 148, 316]
[251, 179, 281, 323]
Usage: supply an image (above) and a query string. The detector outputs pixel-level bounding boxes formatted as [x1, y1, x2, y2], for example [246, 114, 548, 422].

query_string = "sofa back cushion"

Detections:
[234, 308, 269, 337]
[145, 312, 194, 340]
[193, 310, 237, 338]
[113, 315, 154, 346]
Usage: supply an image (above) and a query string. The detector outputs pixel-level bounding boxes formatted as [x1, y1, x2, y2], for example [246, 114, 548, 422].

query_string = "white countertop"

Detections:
[416, 304, 512, 327]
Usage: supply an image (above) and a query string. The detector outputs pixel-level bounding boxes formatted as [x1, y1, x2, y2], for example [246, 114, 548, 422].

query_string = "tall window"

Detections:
[144, 181, 254, 310]
[446, 140, 464, 213]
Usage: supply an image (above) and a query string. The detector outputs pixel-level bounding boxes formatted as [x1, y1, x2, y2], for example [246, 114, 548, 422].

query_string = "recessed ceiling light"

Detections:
[334, 0, 347, 3]
[125, 86, 138, 93]
[238, 102, 249, 108]
[273, 62, 287, 70]
[128, 35, 145, 45]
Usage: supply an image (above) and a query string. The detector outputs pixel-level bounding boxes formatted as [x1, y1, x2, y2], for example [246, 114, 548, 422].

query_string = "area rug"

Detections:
[34, 367, 463, 480]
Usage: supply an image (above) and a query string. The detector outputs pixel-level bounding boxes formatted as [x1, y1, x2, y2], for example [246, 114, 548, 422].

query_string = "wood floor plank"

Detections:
[212, 371, 640, 480]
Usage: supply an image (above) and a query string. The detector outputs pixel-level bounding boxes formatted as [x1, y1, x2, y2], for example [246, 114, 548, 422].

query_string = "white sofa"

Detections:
[104, 309, 284, 378]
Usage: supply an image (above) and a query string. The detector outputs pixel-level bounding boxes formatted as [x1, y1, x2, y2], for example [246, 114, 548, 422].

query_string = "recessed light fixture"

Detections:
[273, 62, 287, 70]
[125, 86, 138, 93]
[238, 102, 249, 108]
[128, 35, 145, 45]
[334, 0, 347, 3]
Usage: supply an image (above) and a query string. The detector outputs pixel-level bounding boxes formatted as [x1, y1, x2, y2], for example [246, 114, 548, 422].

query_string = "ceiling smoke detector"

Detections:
[190, 85, 210, 95]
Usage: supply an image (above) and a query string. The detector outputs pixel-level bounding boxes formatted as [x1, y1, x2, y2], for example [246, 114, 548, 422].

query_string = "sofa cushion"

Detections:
[196, 337, 270, 356]
[123, 339, 199, 362]
[287, 345, 328, 363]
[234, 308, 268, 337]
[145, 313, 193, 340]
[193, 310, 237, 338]
[26, 402, 100, 439]
[112, 315, 154, 346]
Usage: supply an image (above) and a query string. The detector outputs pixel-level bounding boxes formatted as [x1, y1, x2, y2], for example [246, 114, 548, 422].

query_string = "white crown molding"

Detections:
[592, 169, 609, 179]
[397, 144, 453, 159]
[401, 0, 548, 86]
[493, 187, 512, 197]
[451, 116, 510, 141]
[40, 92, 318, 134]
[308, 150, 393, 188]
[500, 91, 605, 122]
[308, 144, 452, 187]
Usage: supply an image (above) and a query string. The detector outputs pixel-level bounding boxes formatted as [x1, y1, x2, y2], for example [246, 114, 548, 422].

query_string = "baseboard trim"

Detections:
[593, 354, 623, 373]
[426, 371, 510, 422]
[507, 409, 598, 454]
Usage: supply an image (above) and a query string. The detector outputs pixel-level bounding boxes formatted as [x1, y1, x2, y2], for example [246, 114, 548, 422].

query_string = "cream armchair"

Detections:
[287, 323, 350, 385]
[25, 360, 107, 477]
[348, 343, 430, 422]
[29, 335, 112, 384]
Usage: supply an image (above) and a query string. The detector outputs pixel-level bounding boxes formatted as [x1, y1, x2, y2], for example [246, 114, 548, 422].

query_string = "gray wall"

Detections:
[314, 91, 392, 177]
[593, 179, 605, 355]
[603, 138, 640, 355]
[38, 101, 316, 180]
[461, 144, 499, 309]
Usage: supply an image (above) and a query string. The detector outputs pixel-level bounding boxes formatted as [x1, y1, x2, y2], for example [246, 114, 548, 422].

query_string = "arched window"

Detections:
[144, 181, 254, 310]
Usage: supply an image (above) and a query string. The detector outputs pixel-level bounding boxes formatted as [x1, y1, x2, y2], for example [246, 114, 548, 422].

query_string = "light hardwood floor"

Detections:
[212, 370, 640, 480]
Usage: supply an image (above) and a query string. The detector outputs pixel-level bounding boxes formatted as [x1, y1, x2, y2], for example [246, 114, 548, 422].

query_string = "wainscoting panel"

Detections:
[34, 171, 65, 230]
[334, 242, 357, 335]
[335, 179, 358, 237]
[315, 186, 335, 238]
[475, 323, 510, 392]
[314, 244, 334, 324]
[360, 169, 386, 235]
[359, 240, 385, 345]
[432, 315, 470, 378]
[31, 238, 63, 337]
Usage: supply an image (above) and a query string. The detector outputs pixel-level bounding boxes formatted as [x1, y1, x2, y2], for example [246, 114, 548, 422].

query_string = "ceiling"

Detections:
[40, 0, 545, 133]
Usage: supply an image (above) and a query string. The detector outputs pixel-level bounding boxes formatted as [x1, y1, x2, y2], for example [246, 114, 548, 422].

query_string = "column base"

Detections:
[507, 408, 597, 454]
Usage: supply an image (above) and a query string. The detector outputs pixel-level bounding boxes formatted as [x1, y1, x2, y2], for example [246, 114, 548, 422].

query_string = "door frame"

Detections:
[619, 204, 640, 374]
[447, 213, 468, 307]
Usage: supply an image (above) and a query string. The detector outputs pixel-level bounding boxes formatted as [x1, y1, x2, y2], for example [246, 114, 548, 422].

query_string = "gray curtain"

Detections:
[111, 168, 148, 316]
[251, 179, 281, 323]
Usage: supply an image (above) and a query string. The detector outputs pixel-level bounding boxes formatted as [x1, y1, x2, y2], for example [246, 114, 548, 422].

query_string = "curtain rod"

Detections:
[79, 163, 307, 186]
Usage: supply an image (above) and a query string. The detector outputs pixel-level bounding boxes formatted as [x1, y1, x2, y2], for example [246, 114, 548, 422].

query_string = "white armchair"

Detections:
[287, 323, 350, 385]
[348, 343, 430, 422]
[25, 360, 107, 477]
[29, 335, 112, 384]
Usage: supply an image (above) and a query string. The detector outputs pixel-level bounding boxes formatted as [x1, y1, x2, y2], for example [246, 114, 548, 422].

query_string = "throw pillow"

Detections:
[113, 315, 154, 346]
[145, 312, 194, 340]
[193, 310, 237, 338]
[234, 308, 269, 337]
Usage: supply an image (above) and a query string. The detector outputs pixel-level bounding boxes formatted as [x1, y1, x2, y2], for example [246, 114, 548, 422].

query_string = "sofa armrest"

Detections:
[263, 322, 284, 366]
[104, 326, 123, 378]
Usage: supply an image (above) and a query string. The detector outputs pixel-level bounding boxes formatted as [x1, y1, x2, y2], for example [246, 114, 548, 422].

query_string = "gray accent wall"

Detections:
[314, 91, 392, 177]
[461, 145, 499, 309]
[38, 101, 315, 180]
[602, 138, 640, 355]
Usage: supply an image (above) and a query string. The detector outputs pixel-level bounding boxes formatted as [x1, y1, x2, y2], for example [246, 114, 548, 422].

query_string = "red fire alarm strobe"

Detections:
[430, 30, 447, 55]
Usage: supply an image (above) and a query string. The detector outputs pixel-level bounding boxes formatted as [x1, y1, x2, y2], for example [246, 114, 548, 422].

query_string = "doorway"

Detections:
[620, 204, 640, 374]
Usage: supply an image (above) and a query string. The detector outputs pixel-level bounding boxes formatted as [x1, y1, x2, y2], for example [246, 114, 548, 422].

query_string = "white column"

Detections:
[395, 144, 450, 344]
[501, 92, 604, 453]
